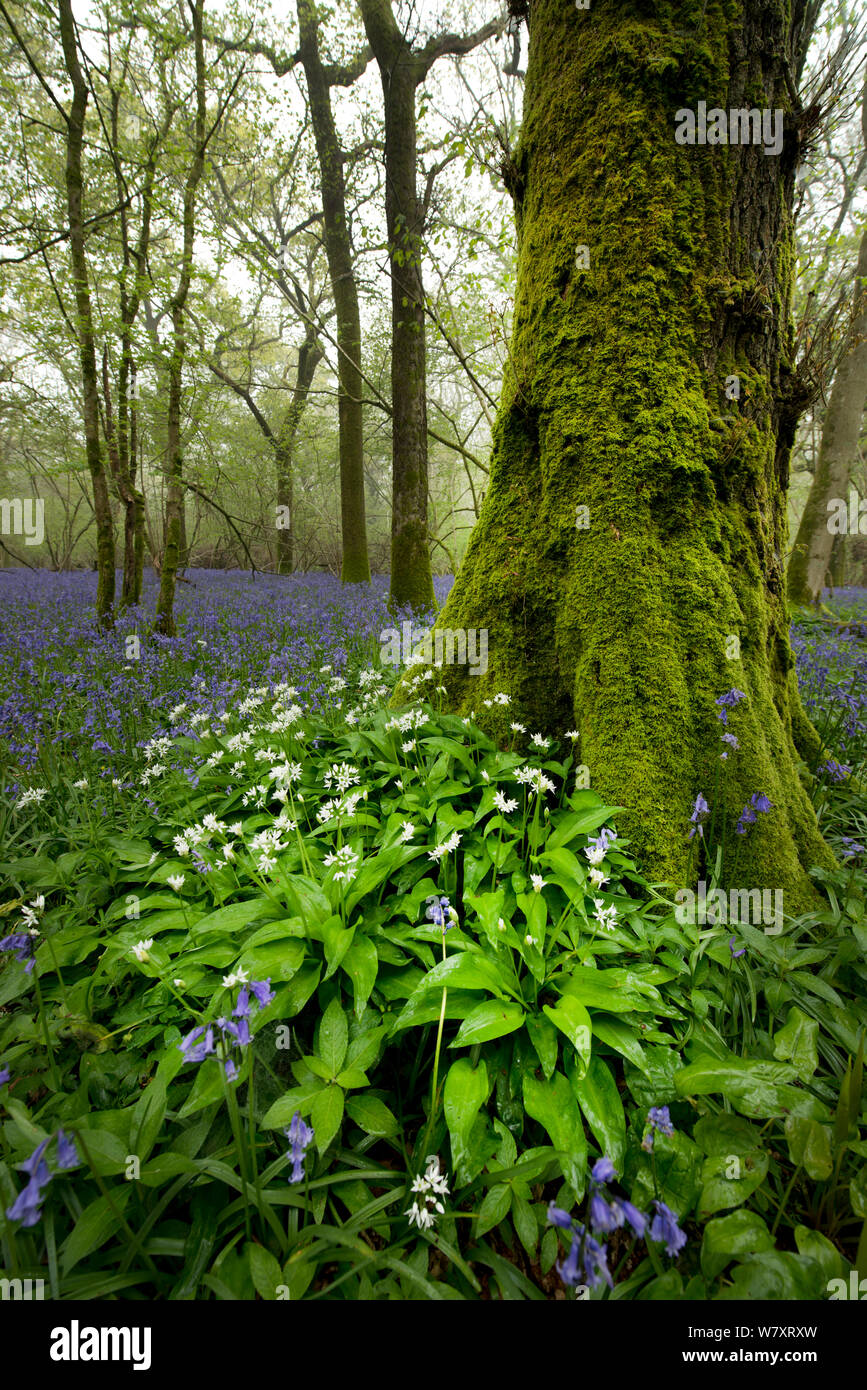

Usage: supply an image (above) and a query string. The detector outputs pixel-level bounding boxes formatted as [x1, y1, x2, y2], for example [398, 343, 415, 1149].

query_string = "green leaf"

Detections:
[694, 1114, 763, 1157]
[523, 1071, 587, 1199]
[785, 1115, 833, 1180]
[794, 1225, 844, 1284]
[129, 1078, 166, 1164]
[512, 1191, 538, 1258]
[192, 897, 282, 937]
[675, 1052, 828, 1119]
[321, 920, 355, 980]
[475, 1182, 512, 1237]
[698, 1149, 769, 1217]
[851, 1165, 867, 1218]
[444, 1057, 489, 1181]
[341, 937, 379, 1019]
[318, 997, 348, 1077]
[61, 1188, 132, 1274]
[592, 1017, 649, 1073]
[345, 1095, 399, 1136]
[334, 1067, 369, 1090]
[543, 996, 592, 1075]
[717, 1251, 826, 1300]
[248, 1243, 283, 1301]
[392, 988, 486, 1031]
[310, 1084, 344, 1154]
[414, 951, 510, 998]
[450, 999, 525, 1047]
[567, 1055, 626, 1167]
[773, 1007, 819, 1081]
[701, 1210, 775, 1281]
[260, 1081, 326, 1129]
[525, 1013, 558, 1080]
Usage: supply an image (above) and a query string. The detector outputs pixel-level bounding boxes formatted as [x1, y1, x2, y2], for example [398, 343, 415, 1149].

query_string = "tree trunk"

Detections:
[359, 0, 435, 610]
[155, 0, 207, 636]
[432, 0, 833, 907]
[297, 0, 370, 584]
[787, 225, 867, 605]
[58, 0, 115, 622]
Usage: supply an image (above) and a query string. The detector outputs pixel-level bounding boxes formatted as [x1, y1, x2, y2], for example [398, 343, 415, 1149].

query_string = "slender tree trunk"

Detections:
[431, 0, 832, 907]
[297, 0, 370, 583]
[58, 0, 115, 621]
[360, 0, 434, 610]
[787, 225, 867, 605]
[155, 0, 207, 636]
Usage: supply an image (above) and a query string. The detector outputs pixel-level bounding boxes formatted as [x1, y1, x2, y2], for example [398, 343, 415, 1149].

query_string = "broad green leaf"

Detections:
[444, 1057, 489, 1180]
[392, 988, 488, 1031]
[475, 1182, 512, 1237]
[694, 1114, 763, 1157]
[567, 1055, 626, 1167]
[345, 1095, 399, 1136]
[61, 1188, 132, 1274]
[341, 937, 379, 1018]
[260, 1081, 326, 1129]
[310, 1084, 344, 1153]
[785, 1115, 833, 1181]
[592, 1017, 649, 1074]
[698, 1149, 769, 1217]
[414, 951, 510, 998]
[236, 939, 306, 982]
[675, 1053, 828, 1120]
[525, 1013, 559, 1080]
[512, 1191, 538, 1257]
[129, 1078, 166, 1164]
[523, 1071, 587, 1199]
[717, 1251, 827, 1301]
[543, 996, 592, 1075]
[701, 1210, 775, 1281]
[450, 998, 525, 1048]
[192, 897, 281, 937]
[248, 1243, 283, 1301]
[773, 1007, 819, 1081]
[851, 1165, 867, 1218]
[794, 1226, 844, 1284]
[318, 998, 348, 1077]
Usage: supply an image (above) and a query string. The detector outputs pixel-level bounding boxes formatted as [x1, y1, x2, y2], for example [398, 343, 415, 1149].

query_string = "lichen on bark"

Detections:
[420, 0, 834, 908]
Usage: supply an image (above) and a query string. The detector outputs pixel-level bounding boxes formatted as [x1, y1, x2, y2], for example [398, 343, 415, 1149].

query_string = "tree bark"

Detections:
[58, 0, 115, 622]
[431, 0, 833, 907]
[155, 0, 207, 636]
[788, 223, 867, 605]
[297, 0, 370, 583]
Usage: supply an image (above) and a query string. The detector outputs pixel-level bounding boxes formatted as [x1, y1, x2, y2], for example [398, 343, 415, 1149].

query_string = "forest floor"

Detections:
[0, 572, 865, 1300]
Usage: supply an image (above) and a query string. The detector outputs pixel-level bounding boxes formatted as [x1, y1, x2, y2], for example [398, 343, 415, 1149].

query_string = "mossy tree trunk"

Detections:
[435, 0, 833, 906]
[58, 0, 115, 623]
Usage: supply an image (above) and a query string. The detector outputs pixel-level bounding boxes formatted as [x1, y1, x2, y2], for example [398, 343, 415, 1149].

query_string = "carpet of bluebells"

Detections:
[0, 570, 865, 1301]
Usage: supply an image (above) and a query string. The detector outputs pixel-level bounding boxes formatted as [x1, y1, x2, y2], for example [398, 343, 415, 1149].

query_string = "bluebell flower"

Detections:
[720, 732, 739, 760]
[286, 1110, 315, 1184]
[178, 1024, 216, 1064]
[591, 1156, 617, 1184]
[840, 837, 865, 860]
[0, 932, 37, 973]
[425, 895, 452, 930]
[547, 1202, 574, 1229]
[0, 1065, 10, 1086]
[650, 1200, 688, 1257]
[820, 759, 850, 783]
[250, 978, 275, 1007]
[233, 987, 251, 1018]
[21, 1136, 52, 1187]
[612, 1197, 647, 1238]
[736, 791, 773, 835]
[728, 936, 746, 958]
[688, 793, 710, 841]
[56, 1130, 80, 1170]
[589, 1191, 622, 1233]
[642, 1105, 675, 1152]
[715, 689, 747, 726]
[6, 1176, 46, 1228]
[558, 1233, 582, 1286]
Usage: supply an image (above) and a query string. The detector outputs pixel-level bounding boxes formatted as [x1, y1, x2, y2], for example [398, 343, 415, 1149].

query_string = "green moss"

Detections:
[395, 0, 834, 909]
